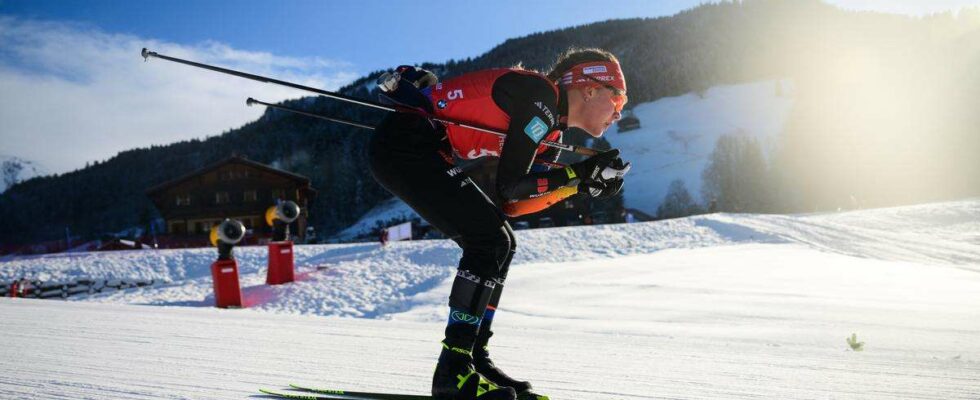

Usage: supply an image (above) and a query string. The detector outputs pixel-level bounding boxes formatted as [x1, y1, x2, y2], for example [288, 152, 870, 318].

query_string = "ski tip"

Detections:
[288, 383, 347, 395]
[258, 388, 310, 399]
[258, 388, 296, 396]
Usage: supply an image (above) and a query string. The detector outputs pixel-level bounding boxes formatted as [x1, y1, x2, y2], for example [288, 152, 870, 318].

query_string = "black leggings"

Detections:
[368, 113, 516, 281]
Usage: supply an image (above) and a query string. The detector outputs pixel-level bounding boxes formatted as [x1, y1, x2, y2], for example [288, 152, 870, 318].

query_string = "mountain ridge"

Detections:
[2, 0, 977, 245]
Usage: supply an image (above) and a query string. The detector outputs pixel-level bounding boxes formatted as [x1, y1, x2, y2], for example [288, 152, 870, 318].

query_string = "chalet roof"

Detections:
[145, 155, 313, 195]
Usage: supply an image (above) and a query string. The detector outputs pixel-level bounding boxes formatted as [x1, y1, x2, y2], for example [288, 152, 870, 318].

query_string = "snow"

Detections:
[1, 199, 979, 399]
[606, 80, 795, 215]
[0, 154, 49, 193]
[332, 197, 419, 241]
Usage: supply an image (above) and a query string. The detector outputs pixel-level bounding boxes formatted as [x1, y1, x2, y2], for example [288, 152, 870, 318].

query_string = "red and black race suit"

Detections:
[426, 69, 575, 203]
[368, 69, 579, 280]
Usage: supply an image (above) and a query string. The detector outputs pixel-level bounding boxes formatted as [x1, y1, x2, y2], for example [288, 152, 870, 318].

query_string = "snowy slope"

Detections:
[332, 197, 419, 241]
[1, 199, 978, 399]
[606, 80, 794, 215]
[0, 154, 48, 193]
[2, 199, 977, 314]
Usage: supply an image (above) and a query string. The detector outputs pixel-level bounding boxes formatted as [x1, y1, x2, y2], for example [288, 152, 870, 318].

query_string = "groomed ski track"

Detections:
[1, 200, 979, 399]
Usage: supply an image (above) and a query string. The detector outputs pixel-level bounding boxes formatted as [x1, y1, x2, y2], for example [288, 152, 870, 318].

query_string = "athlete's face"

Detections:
[569, 86, 624, 137]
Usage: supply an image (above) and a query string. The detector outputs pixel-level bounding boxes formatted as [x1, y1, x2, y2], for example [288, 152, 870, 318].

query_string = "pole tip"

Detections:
[141, 48, 150, 60]
[246, 98, 256, 106]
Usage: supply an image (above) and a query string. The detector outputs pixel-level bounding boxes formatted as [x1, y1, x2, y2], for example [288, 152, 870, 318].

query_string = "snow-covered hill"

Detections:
[606, 80, 794, 215]
[3, 199, 977, 314]
[0, 154, 48, 193]
[332, 197, 419, 242]
[1, 199, 978, 399]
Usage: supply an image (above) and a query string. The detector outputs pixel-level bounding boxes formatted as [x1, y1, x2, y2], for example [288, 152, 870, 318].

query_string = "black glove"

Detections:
[569, 149, 622, 185]
[580, 178, 624, 199]
[377, 66, 439, 113]
[601, 157, 631, 181]
[395, 65, 438, 89]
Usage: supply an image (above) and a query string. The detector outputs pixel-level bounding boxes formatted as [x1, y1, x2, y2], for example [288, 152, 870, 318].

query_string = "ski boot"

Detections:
[473, 331, 549, 400]
[433, 341, 517, 400]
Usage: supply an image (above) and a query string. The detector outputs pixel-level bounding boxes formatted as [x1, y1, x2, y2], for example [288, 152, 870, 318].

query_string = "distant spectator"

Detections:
[17, 278, 30, 298]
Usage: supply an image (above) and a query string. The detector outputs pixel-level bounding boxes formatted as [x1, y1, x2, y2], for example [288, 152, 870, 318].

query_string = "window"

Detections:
[243, 190, 257, 202]
[215, 191, 230, 204]
[176, 195, 191, 206]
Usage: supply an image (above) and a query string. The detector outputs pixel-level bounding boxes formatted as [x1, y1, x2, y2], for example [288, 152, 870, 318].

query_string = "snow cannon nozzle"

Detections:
[210, 219, 246, 247]
[210, 219, 246, 260]
[266, 201, 301, 226]
[266, 201, 300, 242]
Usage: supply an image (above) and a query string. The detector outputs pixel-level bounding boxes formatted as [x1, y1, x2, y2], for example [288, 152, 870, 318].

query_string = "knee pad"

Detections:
[459, 224, 513, 280]
[448, 269, 497, 318]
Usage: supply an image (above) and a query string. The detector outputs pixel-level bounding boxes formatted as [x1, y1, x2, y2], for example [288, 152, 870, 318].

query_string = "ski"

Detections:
[258, 386, 431, 400]
[260, 388, 383, 399]
[288, 383, 432, 400]
[285, 383, 550, 400]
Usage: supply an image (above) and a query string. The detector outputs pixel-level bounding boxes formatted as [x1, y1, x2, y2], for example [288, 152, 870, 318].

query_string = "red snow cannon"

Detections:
[266, 241, 295, 285]
[209, 219, 246, 308]
[210, 259, 243, 308]
[265, 201, 300, 285]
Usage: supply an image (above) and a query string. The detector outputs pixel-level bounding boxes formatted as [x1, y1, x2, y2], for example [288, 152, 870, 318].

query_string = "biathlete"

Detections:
[368, 48, 630, 400]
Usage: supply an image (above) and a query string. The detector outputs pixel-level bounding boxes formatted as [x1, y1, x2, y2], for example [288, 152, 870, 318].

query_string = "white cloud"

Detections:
[0, 16, 360, 174]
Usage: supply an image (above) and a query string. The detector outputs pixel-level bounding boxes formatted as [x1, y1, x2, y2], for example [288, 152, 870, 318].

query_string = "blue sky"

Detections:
[7, 0, 977, 77]
[1, 0, 724, 76]
[1, 0, 978, 174]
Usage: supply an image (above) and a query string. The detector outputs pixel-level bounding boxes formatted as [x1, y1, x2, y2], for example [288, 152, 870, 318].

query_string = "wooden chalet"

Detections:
[146, 156, 316, 241]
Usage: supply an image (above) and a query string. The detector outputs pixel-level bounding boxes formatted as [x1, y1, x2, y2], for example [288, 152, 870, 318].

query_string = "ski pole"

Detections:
[247, 97, 567, 170]
[246, 97, 376, 130]
[141, 48, 600, 157]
